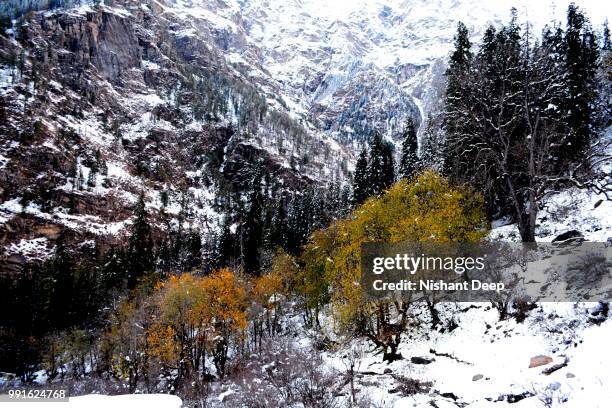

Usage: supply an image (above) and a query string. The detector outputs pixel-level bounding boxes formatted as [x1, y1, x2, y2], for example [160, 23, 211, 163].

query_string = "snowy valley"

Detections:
[0, 0, 611, 407]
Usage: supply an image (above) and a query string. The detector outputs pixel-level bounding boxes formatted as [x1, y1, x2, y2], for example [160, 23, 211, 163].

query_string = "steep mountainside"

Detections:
[0, 0, 607, 268]
[0, 1, 350, 270]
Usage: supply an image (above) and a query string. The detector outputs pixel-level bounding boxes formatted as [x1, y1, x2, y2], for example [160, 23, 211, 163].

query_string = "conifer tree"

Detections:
[285, 189, 315, 256]
[127, 192, 154, 288]
[241, 171, 264, 274]
[562, 4, 599, 161]
[339, 184, 352, 217]
[603, 19, 611, 50]
[180, 229, 202, 271]
[217, 215, 236, 268]
[442, 21, 473, 178]
[268, 197, 287, 250]
[368, 132, 394, 197]
[100, 246, 127, 293]
[352, 148, 369, 206]
[399, 118, 419, 179]
[419, 116, 443, 171]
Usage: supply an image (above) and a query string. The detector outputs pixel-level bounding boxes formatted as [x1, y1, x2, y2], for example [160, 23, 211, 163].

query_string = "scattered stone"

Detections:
[529, 355, 553, 368]
[552, 230, 584, 243]
[472, 374, 484, 381]
[411, 356, 433, 365]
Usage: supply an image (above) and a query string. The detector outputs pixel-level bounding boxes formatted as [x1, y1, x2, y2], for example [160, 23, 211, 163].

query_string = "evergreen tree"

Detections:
[419, 116, 443, 171]
[352, 148, 369, 206]
[339, 184, 352, 217]
[368, 132, 394, 197]
[180, 229, 202, 271]
[43, 231, 74, 327]
[442, 21, 473, 178]
[99, 246, 127, 294]
[399, 118, 419, 179]
[268, 196, 287, 249]
[285, 189, 314, 256]
[241, 171, 264, 274]
[603, 19, 611, 50]
[127, 192, 154, 288]
[599, 21, 612, 127]
[562, 4, 599, 161]
[217, 215, 236, 268]
[381, 139, 395, 188]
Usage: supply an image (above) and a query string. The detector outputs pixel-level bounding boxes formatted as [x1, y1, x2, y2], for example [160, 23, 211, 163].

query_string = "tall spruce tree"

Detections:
[442, 21, 473, 178]
[399, 118, 419, 179]
[217, 215, 236, 268]
[127, 192, 154, 288]
[241, 170, 264, 273]
[603, 19, 611, 50]
[562, 4, 599, 161]
[285, 189, 315, 255]
[267, 196, 287, 250]
[352, 148, 369, 206]
[368, 132, 395, 197]
[419, 115, 443, 171]
[600, 21, 612, 127]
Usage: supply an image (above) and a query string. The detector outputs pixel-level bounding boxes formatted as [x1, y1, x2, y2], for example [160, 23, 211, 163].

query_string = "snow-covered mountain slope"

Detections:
[0, 0, 609, 265]
[0, 1, 352, 266]
[164, 0, 610, 142]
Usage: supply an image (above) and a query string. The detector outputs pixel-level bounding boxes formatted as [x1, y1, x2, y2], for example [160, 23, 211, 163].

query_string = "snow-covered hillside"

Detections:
[165, 0, 611, 142]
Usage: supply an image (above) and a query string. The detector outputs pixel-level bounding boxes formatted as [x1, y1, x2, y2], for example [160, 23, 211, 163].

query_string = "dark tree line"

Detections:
[441, 6, 610, 242]
[215, 165, 352, 273]
[351, 124, 422, 207]
[352, 132, 395, 206]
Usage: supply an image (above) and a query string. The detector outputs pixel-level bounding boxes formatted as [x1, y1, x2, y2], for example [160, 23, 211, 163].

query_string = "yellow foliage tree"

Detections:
[303, 170, 488, 361]
[250, 271, 283, 348]
[148, 269, 247, 382]
[199, 268, 247, 379]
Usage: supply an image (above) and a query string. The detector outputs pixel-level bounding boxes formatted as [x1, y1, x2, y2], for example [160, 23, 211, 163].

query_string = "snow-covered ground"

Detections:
[317, 303, 612, 407]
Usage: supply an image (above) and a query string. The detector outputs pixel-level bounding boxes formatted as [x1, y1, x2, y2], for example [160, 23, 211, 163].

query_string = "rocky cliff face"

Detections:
[0, 1, 350, 269]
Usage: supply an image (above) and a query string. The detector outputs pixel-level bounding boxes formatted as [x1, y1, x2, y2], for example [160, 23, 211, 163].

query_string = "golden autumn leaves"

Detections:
[300, 170, 488, 327]
[146, 268, 283, 379]
[297, 171, 488, 358]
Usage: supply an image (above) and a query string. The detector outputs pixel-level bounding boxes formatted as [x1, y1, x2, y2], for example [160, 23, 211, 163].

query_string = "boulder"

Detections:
[472, 374, 484, 381]
[552, 230, 584, 243]
[529, 355, 553, 368]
